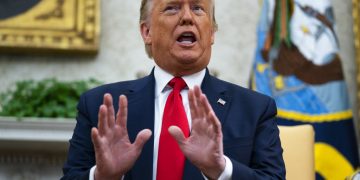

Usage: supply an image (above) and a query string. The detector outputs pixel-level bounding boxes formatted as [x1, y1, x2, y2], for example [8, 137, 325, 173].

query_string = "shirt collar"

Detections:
[154, 65, 206, 96]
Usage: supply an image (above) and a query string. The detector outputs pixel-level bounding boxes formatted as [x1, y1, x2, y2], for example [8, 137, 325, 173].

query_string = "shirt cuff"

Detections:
[89, 165, 125, 180]
[202, 155, 233, 180]
[89, 165, 96, 180]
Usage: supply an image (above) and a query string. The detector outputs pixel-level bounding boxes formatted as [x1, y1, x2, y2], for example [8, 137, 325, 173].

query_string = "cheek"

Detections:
[154, 24, 174, 42]
[197, 20, 213, 41]
[201, 31, 214, 46]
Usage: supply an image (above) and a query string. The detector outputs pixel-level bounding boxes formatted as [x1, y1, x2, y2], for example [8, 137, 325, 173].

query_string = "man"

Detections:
[62, 0, 286, 179]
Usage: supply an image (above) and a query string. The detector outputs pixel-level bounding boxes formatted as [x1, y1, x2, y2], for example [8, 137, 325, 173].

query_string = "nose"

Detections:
[179, 6, 194, 26]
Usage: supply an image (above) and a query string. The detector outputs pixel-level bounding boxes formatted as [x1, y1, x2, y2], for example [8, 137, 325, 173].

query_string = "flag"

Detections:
[251, 0, 359, 179]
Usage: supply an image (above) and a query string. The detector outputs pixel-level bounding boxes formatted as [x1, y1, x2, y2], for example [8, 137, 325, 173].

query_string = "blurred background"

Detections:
[0, 0, 357, 179]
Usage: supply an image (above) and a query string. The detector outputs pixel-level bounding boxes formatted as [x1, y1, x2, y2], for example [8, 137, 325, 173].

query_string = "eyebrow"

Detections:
[164, 0, 204, 4]
[163, 0, 179, 3]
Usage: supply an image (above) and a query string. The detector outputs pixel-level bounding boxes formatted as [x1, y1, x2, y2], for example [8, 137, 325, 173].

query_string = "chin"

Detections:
[174, 52, 201, 63]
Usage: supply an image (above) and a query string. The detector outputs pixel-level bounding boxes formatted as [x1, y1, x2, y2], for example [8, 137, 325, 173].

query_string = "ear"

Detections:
[140, 22, 152, 45]
[211, 29, 215, 45]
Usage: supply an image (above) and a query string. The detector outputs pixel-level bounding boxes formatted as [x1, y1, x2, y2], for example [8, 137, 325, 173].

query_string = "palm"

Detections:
[92, 94, 152, 180]
[182, 119, 223, 168]
[169, 86, 225, 179]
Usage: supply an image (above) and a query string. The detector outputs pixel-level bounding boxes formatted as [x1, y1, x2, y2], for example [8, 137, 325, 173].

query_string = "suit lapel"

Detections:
[124, 72, 155, 180]
[183, 70, 233, 179]
[201, 70, 232, 125]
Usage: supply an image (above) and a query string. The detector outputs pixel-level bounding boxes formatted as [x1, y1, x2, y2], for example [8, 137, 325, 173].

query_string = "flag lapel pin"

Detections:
[217, 98, 226, 106]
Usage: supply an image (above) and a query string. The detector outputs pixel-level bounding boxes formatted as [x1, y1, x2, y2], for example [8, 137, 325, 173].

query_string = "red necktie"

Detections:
[157, 77, 190, 180]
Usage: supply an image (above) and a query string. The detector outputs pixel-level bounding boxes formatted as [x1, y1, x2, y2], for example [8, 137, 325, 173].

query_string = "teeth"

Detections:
[181, 40, 193, 44]
[182, 33, 194, 37]
[177, 32, 196, 44]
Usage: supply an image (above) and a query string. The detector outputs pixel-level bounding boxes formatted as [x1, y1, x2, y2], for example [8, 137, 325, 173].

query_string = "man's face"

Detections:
[141, 0, 215, 76]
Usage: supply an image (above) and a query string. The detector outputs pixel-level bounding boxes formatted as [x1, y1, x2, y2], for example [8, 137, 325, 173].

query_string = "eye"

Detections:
[164, 5, 180, 14]
[192, 5, 205, 14]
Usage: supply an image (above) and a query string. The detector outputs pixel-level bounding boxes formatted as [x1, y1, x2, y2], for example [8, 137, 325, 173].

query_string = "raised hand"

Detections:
[91, 94, 152, 180]
[168, 86, 226, 180]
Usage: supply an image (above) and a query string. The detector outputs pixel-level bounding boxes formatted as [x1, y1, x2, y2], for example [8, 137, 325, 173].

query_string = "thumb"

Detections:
[168, 126, 186, 145]
[91, 127, 101, 149]
[133, 129, 152, 149]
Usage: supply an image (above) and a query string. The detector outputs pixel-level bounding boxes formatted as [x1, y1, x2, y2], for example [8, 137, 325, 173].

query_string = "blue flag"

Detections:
[251, 0, 359, 179]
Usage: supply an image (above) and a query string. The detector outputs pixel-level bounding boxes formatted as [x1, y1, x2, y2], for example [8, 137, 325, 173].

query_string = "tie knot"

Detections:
[169, 77, 187, 91]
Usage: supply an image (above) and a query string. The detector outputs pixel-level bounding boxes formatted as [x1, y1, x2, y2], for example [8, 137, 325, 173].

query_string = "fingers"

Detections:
[200, 94, 222, 134]
[199, 91, 213, 115]
[98, 94, 129, 136]
[189, 86, 210, 122]
[199, 93, 221, 131]
[91, 127, 103, 151]
[194, 86, 206, 117]
[168, 126, 186, 145]
[133, 129, 152, 150]
[98, 105, 108, 135]
[104, 94, 115, 128]
[189, 86, 222, 134]
[116, 95, 128, 128]
[208, 111, 222, 134]
[189, 86, 205, 121]
[188, 89, 199, 120]
[98, 94, 114, 134]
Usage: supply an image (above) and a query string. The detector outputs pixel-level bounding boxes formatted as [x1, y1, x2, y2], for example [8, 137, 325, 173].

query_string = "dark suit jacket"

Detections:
[62, 69, 285, 180]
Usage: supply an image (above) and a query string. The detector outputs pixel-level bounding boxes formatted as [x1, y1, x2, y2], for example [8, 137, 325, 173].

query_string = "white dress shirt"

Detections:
[89, 65, 232, 180]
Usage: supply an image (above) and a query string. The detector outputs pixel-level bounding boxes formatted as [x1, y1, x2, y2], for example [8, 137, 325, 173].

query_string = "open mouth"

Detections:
[177, 32, 197, 45]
